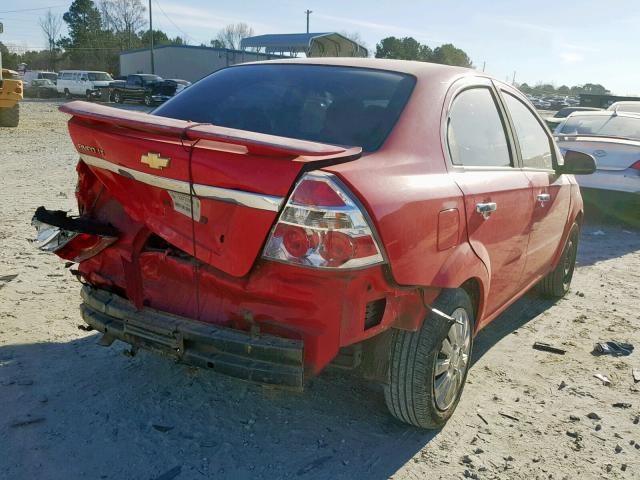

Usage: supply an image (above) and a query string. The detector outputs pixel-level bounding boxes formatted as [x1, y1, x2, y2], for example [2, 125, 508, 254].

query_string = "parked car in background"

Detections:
[151, 78, 191, 103]
[531, 98, 551, 110]
[607, 101, 640, 114]
[33, 59, 595, 429]
[111, 74, 190, 105]
[23, 79, 59, 98]
[543, 106, 601, 129]
[21, 70, 58, 84]
[57, 70, 113, 99]
[555, 110, 640, 224]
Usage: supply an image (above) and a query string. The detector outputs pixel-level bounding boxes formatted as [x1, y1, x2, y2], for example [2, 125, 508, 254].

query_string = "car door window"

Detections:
[503, 93, 554, 169]
[447, 88, 512, 167]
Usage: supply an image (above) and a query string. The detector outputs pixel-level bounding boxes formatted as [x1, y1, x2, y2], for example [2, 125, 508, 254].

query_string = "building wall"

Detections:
[120, 46, 283, 83]
[579, 93, 640, 109]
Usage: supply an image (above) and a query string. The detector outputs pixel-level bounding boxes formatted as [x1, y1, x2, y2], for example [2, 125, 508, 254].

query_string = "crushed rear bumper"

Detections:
[80, 286, 304, 389]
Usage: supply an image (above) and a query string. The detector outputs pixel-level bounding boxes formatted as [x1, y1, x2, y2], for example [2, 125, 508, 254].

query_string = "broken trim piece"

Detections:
[79, 153, 285, 212]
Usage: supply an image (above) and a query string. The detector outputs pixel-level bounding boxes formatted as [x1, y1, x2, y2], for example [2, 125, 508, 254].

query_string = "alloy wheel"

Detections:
[433, 307, 472, 411]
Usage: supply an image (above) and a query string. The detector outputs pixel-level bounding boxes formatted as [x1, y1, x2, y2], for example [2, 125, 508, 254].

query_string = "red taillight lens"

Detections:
[55, 233, 105, 261]
[279, 224, 311, 257]
[631, 160, 640, 170]
[291, 179, 346, 207]
[320, 231, 354, 265]
[263, 172, 384, 269]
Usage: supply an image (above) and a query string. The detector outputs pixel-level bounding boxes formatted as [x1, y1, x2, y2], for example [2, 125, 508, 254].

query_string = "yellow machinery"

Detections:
[0, 23, 22, 127]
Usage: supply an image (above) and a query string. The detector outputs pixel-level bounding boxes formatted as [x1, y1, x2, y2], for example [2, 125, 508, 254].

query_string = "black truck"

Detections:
[111, 74, 190, 106]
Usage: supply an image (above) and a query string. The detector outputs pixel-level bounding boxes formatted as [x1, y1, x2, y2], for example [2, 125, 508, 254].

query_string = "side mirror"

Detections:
[557, 150, 596, 175]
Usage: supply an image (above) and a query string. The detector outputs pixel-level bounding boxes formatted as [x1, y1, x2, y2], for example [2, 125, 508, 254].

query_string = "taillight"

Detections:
[32, 213, 117, 263]
[53, 233, 116, 262]
[262, 172, 384, 269]
[631, 160, 640, 170]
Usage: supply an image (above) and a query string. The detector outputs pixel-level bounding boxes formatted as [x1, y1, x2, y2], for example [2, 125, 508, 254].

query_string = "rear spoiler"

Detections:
[60, 101, 362, 161]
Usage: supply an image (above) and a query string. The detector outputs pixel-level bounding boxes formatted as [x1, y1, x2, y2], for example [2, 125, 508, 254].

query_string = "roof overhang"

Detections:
[240, 32, 368, 57]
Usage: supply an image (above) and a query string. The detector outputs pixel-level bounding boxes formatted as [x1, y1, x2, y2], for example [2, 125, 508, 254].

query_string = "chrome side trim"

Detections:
[79, 153, 284, 212]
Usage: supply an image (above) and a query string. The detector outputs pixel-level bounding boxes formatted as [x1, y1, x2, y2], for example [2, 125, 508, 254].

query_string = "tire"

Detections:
[64, 89, 72, 99]
[114, 91, 123, 104]
[537, 223, 579, 298]
[143, 94, 153, 106]
[0, 104, 20, 127]
[384, 289, 474, 429]
[85, 90, 93, 101]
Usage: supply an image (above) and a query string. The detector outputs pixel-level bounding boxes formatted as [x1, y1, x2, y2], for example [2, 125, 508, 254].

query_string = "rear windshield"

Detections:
[558, 114, 640, 141]
[88, 72, 112, 81]
[154, 64, 416, 151]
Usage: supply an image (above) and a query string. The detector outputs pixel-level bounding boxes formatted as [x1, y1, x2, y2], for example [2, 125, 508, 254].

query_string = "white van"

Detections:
[57, 70, 113, 99]
[22, 70, 58, 84]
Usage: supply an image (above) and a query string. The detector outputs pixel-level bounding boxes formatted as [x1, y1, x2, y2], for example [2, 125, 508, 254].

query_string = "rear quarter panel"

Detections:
[326, 69, 489, 293]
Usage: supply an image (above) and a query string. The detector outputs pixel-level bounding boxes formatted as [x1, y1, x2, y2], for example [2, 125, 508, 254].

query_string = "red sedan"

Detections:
[33, 58, 594, 428]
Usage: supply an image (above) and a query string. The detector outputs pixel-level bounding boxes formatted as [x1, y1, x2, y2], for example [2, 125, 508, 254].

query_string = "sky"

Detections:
[1, 0, 639, 95]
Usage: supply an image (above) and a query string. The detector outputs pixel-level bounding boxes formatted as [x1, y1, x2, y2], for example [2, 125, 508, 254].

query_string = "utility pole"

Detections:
[148, 0, 155, 74]
[305, 9, 312, 33]
[512, 70, 516, 84]
[482, 61, 486, 72]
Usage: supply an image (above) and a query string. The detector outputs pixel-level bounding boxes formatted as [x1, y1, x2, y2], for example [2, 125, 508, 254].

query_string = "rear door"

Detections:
[498, 87, 571, 281]
[445, 78, 534, 320]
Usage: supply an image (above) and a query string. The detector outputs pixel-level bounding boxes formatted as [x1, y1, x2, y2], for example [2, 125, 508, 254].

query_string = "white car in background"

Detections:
[56, 70, 113, 99]
[554, 110, 640, 222]
[607, 101, 640, 114]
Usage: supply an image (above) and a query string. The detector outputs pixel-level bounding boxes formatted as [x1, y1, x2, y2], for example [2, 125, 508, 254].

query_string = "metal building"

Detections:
[119, 45, 284, 83]
[241, 32, 368, 57]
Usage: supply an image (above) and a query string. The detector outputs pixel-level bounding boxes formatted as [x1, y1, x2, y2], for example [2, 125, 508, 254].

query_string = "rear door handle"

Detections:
[476, 202, 497, 219]
[537, 193, 551, 205]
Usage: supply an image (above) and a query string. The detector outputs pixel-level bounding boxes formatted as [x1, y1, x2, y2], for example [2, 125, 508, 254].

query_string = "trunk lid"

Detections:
[62, 101, 361, 277]
[556, 135, 640, 171]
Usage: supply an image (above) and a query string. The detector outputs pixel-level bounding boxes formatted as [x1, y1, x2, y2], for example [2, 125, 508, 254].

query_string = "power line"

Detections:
[153, 0, 194, 44]
[0, 4, 67, 14]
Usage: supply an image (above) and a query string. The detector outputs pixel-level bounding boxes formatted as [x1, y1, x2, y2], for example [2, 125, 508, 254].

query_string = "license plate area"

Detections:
[168, 191, 201, 221]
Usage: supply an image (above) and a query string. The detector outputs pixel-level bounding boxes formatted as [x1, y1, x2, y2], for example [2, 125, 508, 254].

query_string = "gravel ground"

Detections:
[1, 100, 639, 480]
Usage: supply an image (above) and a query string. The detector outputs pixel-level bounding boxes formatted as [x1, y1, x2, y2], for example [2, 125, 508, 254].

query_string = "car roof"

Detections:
[566, 110, 640, 119]
[237, 57, 474, 80]
[59, 70, 109, 73]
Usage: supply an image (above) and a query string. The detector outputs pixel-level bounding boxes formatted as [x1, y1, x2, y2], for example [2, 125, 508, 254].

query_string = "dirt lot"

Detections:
[1, 100, 639, 480]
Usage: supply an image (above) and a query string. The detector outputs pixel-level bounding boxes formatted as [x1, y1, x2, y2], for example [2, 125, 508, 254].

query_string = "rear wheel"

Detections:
[537, 223, 579, 298]
[384, 289, 474, 429]
[64, 88, 72, 99]
[85, 90, 93, 101]
[113, 91, 123, 104]
[0, 104, 20, 127]
[143, 94, 153, 106]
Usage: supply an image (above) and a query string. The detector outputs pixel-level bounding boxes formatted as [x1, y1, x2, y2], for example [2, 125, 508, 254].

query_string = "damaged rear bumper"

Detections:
[80, 286, 304, 389]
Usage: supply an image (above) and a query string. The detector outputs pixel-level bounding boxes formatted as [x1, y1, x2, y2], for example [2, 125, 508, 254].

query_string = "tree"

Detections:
[0, 42, 19, 70]
[209, 39, 224, 49]
[215, 23, 254, 50]
[519, 82, 532, 94]
[100, 0, 146, 50]
[557, 85, 570, 95]
[59, 0, 111, 69]
[39, 10, 63, 71]
[431, 43, 472, 68]
[581, 83, 609, 95]
[139, 29, 184, 47]
[375, 36, 432, 61]
[375, 37, 471, 67]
